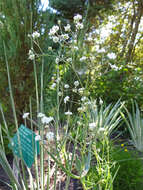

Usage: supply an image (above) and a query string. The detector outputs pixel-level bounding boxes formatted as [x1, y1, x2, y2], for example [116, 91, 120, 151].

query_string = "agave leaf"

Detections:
[81, 147, 91, 178]
[122, 101, 143, 152]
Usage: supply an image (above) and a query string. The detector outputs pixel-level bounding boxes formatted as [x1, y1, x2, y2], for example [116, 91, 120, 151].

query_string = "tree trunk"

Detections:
[126, 1, 143, 63]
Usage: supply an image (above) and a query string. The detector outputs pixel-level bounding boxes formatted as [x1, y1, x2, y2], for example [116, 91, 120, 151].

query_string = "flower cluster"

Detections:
[32, 31, 40, 39]
[74, 81, 79, 87]
[65, 111, 72, 116]
[48, 24, 70, 43]
[49, 25, 59, 36]
[28, 49, 35, 60]
[79, 56, 87, 62]
[64, 84, 69, 89]
[73, 14, 83, 30]
[89, 122, 96, 131]
[23, 112, 30, 119]
[50, 73, 61, 89]
[64, 24, 71, 32]
[37, 112, 54, 124]
[64, 96, 70, 104]
[46, 132, 54, 141]
[41, 116, 53, 124]
[73, 14, 82, 23]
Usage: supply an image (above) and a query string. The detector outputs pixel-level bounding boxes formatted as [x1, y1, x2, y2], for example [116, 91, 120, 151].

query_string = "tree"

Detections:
[49, 0, 115, 23]
[0, 0, 55, 123]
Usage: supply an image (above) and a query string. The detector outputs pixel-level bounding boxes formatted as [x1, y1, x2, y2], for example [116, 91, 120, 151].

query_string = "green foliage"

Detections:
[81, 140, 116, 190]
[0, 0, 56, 124]
[1, 124, 15, 154]
[88, 67, 143, 106]
[121, 101, 143, 152]
[49, 0, 115, 21]
[49, 0, 85, 19]
[112, 147, 143, 190]
[82, 144, 143, 190]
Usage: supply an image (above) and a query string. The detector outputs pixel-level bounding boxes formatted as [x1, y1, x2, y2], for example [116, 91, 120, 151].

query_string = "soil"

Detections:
[0, 154, 83, 190]
[0, 154, 13, 190]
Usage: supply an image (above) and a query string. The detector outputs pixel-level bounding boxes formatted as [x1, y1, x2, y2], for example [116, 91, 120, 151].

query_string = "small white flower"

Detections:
[58, 91, 62, 96]
[90, 56, 95, 62]
[76, 23, 84, 30]
[28, 54, 35, 60]
[74, 39, 77, 43]
[28, 49, 35, 60]
[87, 37, 92, 42]
[74, 14, 82, 23]
[79, 56, 87, 62]
[67, 58, 72, 62]
[74, 81, 79, 87]
[64, 24, 71, 32]
[77, 69, 84, 75]
[56, 77, 61, 83]
[81, 96, 87, 102]
[52, 36, 59, 43]
[73, 46, 79, 50]
[41, 116, 54, 124]
[78, 88, 85, 94]
[37, 113, 45, 118]
[107, 52, 116, 59]
[28, 50, 33, 55]
[72, 88, 77, 93]
[64, 96, 69, 103]
[49, 25, 59, 36]
[51, 83, 56, 89]
[35, 135, 41, 141]
[65, 111, 72, 115]
[77, 121, 81, 125]
[109, 63, 119, 71]
[32, 31, 40, 39]
[97, 148, 100, 152]
[61, 34, 69, 41]
[64, 84, 69, 89]
[84, 101, 91, 105]
[55, 57, 60, 64]
[58, 20, 61, 25]
[46, 132, 54, 141]
[99, 99, 103, 105]
[23, 112, 29, 119]
[89, 122, 96, 131]
[77, 107, 86, 112]
[98, 48, 106, 53]
[48, 46, 52, 51]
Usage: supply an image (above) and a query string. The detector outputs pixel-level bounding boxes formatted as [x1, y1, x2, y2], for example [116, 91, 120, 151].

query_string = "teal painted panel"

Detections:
[9, 124, 40, 168]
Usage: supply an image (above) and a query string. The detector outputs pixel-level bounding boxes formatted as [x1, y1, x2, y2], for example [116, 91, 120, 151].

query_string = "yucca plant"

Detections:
[88, 100, 124, 139]
[121, 101, 143, 152]
[79, 100, 122, 190]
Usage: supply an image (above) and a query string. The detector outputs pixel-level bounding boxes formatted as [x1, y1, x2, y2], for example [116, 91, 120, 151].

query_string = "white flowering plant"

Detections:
[0, 11, 128, 190]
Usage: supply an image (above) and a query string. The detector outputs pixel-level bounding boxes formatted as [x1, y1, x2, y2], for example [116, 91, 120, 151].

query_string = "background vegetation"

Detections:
[0, 1, 143, 189]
